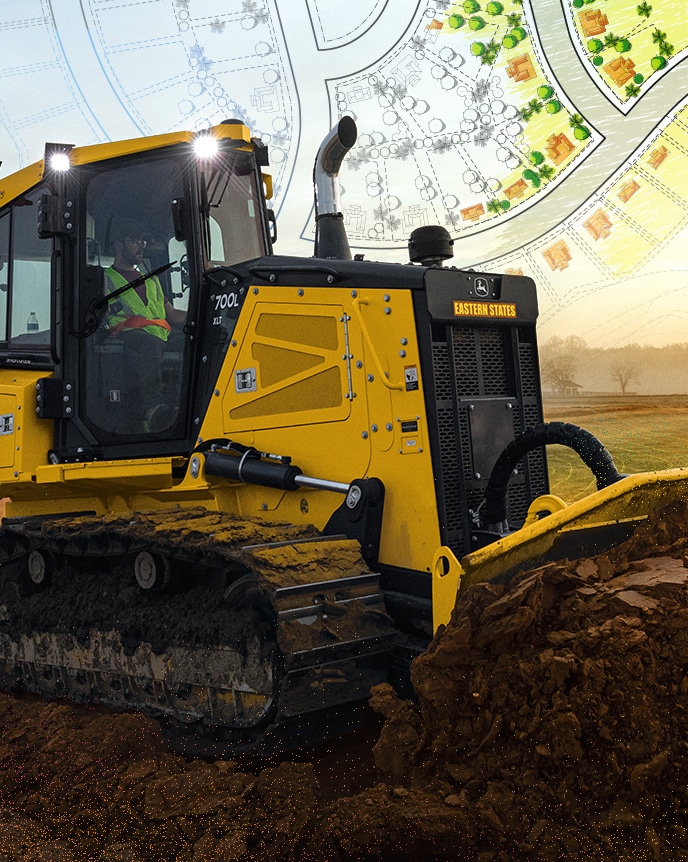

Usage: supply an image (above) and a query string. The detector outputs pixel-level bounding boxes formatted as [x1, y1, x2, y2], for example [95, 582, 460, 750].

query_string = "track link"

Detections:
[0, 508, 397, 754]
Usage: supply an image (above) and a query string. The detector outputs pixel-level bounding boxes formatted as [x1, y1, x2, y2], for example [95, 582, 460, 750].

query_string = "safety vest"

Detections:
[105, 267, 170, 342]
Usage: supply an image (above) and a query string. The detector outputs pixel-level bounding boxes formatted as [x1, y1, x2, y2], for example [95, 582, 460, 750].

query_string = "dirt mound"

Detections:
[2, 498, 688, 860]
[372, 496, 688, 860]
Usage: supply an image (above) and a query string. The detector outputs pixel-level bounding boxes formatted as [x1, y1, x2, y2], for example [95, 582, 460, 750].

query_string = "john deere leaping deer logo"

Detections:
[474, 277, 489, 297]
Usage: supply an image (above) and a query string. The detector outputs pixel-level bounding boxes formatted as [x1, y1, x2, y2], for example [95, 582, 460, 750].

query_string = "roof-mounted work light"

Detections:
[38, 142, 76, 239]
[193, 133, 219, 160]
[43, 142, 75, 173]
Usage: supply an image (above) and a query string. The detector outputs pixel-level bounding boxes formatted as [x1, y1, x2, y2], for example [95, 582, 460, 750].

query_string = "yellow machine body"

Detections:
[0, 118, 681, 752]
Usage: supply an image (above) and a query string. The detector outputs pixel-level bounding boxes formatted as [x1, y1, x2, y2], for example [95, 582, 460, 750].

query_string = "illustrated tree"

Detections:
[486, 1, 504, 14]
[651, 55, 667, 70]
[529, 150, 545, 166]
[625, 82, 641, 98]
[568, 113, 591, 140]
[659, 41, 675, 58]
[540, 336, 587, 395]
[482, 40, 500, 63]
[637, 2, 652, 17]
[615, 38, 632, 53]
[609, 357, 640, 395]
[537, 85, 553, 100]
[469, 16, 486, 30]
[604, 33, 618, 49]
[506, 13, 521, 26]
[471, 41, 486, 56]
[522, 168, 541, 188]
[538, 164, 555, 181]
[448, 14, 465, 28]
[587, 38, 603, 54]
[651, 28, 667, 44]
[463, 0, 481, 12]
[546, 100, 562, 113]
[528, 98, 543, 113]
[487, 199, 503, 214]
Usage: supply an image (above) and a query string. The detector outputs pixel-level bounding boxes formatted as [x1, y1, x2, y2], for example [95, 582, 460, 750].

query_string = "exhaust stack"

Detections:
[313, 116, 357, 260]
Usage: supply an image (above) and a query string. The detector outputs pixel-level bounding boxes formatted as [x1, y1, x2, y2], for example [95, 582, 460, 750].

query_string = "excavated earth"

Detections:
[3, 498, 688, 859]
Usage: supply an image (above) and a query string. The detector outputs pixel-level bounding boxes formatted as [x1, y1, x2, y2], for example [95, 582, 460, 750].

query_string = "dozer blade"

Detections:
[0, 509, 397, 754]
[469, 469, 688, 588]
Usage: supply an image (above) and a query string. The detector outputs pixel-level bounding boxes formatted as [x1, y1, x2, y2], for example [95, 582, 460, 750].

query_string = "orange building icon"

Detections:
[604, 57, 636, 87]
[583, 209, 613, 240]
[545, 133, 575, 165]
[506, 54, 536, 83]
[618, 180, 640, 203]
[505, 267, 525, 277]
[460, 203, 485, 222]
[543, 240, 572, 271]
[579, 10, 609, 38]
[648, 146, 669, 169]
[504, 179, 528, 201]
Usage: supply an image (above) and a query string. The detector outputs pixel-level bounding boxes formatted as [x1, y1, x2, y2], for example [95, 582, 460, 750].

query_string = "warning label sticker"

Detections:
[404, 366, 419, 391]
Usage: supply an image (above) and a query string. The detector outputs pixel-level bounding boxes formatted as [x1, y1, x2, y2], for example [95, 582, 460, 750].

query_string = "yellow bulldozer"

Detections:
[0, 117, 685, 754]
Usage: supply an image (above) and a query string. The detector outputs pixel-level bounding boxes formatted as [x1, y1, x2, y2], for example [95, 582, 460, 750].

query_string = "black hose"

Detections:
[485, 422, 622, 528]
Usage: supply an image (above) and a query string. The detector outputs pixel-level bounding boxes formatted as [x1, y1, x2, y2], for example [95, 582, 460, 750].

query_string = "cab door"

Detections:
[54, 154, 200, 460]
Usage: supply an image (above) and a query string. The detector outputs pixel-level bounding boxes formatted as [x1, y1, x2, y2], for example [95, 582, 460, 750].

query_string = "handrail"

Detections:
[351, 297, 404, 391]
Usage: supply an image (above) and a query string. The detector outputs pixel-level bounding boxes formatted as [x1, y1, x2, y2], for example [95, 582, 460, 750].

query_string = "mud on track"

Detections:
[3, 498, 688, 859]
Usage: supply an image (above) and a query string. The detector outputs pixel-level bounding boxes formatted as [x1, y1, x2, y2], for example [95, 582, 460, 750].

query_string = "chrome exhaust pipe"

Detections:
[313, 116, 357, 260]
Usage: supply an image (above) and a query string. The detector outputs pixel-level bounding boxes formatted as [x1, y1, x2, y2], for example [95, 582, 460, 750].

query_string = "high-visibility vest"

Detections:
[105, 267, 170, 342]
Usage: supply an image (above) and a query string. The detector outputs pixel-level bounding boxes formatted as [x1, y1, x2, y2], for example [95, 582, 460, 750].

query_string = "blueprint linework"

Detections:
[0, 0, 686, 346]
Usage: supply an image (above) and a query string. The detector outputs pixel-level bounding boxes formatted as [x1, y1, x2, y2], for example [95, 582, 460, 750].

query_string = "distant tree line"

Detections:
[539, 337, 688, 396]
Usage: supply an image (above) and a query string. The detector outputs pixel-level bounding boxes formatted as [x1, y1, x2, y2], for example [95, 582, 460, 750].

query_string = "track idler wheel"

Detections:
[25, 548, 55, 591]
[133, 550, 171, 591]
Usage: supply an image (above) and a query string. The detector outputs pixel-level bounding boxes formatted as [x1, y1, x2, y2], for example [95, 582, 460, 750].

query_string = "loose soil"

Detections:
[3, 498, 688, 860]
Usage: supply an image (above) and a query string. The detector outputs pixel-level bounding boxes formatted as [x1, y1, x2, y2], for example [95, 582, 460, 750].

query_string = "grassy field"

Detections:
[543, 395, 688, 502]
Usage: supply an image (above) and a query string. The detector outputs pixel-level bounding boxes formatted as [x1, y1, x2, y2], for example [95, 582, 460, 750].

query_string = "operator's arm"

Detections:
[164, 299, 186, 325]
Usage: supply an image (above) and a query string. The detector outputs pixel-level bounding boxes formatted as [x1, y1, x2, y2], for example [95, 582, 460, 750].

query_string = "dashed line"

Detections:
[605, 202, 660, 246]
[309, 0, 388, 45]
[635, 164, 688, 210]
[0, 17, 49, 31]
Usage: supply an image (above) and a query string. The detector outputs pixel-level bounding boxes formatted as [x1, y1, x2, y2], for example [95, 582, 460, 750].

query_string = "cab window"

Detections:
[0, 187, 52, 349]
[201, 152, 266, 267]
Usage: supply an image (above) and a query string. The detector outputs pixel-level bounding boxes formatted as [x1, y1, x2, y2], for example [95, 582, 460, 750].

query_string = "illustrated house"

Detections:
[618, 180, 640, 203]
[604, 57, 636, 87]
[504, 179, 528, 201]
[506, 54, 536, 83]
[460, 203, 485, 222]
[583, 209, 613, 240]
[542, 239, 572, 271]
[648, 146, 669, 169]
[545, 133, 575, 165]
[579, 10, 609, 38]
[425, 19, 443, 41]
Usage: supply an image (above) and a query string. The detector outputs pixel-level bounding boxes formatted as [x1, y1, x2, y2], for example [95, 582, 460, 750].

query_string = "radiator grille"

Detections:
[430, 324, 546, 557]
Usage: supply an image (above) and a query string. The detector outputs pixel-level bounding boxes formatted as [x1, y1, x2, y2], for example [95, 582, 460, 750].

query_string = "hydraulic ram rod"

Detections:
[202, 450, 349, 493]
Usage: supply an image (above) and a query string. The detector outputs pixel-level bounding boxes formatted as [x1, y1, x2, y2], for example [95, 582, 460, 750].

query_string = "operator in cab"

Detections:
[105, 223, 186, 431]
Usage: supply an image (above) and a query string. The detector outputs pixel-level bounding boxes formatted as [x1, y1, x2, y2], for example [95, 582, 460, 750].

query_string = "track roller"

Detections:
[133, 550, 171, 591]
[25, 548, 55, 590]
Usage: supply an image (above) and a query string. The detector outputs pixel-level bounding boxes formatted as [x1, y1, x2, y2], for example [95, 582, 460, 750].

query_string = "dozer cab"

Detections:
[0, 117, 685, 754]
